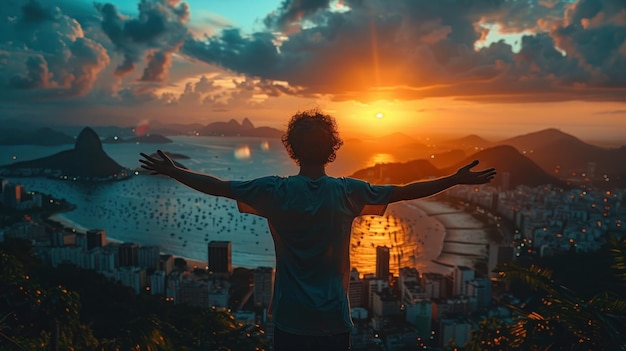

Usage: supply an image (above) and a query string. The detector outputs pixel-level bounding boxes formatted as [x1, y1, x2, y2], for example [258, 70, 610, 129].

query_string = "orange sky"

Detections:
[1, 0, 625, 144]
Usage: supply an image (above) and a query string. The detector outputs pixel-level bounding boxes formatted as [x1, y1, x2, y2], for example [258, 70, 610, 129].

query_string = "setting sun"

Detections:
[376, 112, 384, 119]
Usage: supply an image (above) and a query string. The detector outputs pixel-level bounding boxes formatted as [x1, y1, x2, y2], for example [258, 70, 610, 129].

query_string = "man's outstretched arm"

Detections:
[389, 160, 496, 203]
[139, 150, 233, 198]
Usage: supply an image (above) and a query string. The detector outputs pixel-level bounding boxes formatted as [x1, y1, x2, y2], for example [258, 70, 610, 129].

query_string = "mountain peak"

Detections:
[75, 127, 103, 152]
[241, 118, 254, 129]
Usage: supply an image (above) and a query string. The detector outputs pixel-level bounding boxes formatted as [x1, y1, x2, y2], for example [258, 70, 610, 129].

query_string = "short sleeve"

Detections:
[344, 178, 394, 216]
[230, 176, 279, 216]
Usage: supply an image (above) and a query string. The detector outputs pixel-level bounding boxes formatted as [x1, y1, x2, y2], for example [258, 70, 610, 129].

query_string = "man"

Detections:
[139, 109, 496, 351]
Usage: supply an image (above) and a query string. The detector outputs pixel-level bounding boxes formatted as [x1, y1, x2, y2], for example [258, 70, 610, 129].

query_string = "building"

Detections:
[488, 244, 515, 279]
[139, 245, 161, 269]
[438, 318, 473, 347]
[3, 183, 22, 208]
[208, 280, 231, 308]
[86, 229, 106, 250]
[178, 281, 209, 307]
[114, 266, 147, 294]
[366, 277, 389, 310]
[405, 299, 433, 337]
[453, 266, 475, 296]
[119, 242, 140, 267]
[375, 245, 390, 280]
[467, 278, 492, 310]
[208, 241, 232, 277]
[150, 270, 167, 295]
[253, 266, 274, 308]
[372, 287, 399, 318]
[159, 254, 175, 275]
[348, 268, 364, 308]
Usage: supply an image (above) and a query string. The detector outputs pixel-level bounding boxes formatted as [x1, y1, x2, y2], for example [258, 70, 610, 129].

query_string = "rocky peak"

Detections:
[241, 118, 255, 129]
[75, 127, 103, 152]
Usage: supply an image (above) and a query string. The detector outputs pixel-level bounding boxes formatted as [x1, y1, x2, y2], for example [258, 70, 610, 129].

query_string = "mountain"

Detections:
[350, 159, 440, 184]
[350, 145, 563, 189]
[441, 134, 493, 150]
[0, 127, 75, 146]
[496, 128, 626, 181]
[443, 145, 564, 189]
[497, 128, 577, 151]
[198, 118, 283, 138]
[1, 127, 128, 179]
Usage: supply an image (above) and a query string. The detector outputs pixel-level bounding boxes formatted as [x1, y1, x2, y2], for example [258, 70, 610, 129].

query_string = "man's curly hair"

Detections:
[282, 109, 344, 165]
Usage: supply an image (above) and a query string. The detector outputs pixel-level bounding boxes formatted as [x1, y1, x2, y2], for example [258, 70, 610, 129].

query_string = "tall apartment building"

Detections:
[348, 267, 364, 308]
[375, 245, 390, 280]
[253, 266, 274, 308]
[139, 245, 161, 269]
[453, 266, 475, 296]
[208, 241, 232, 277]
[119, 242, 140, 267]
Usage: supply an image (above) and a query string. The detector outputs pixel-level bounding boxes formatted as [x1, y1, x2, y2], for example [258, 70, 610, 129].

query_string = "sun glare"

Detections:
[376, 112, 384, 119]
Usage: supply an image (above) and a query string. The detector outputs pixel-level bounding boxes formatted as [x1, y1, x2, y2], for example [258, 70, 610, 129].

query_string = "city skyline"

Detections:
[1, 0, 626, 141]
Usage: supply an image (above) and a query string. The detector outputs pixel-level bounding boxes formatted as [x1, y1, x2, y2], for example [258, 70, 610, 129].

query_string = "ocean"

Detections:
[2, 136, 488, 275]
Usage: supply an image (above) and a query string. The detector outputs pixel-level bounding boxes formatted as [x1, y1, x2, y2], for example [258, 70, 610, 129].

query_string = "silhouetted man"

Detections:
[139, 109, 496, 351]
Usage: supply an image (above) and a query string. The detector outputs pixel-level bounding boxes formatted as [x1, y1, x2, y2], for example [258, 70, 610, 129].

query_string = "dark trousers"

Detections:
[273, 327, 351, 351]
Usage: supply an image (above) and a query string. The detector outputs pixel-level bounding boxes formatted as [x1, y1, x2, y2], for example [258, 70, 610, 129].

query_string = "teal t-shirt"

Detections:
[231, 175, 393, 335]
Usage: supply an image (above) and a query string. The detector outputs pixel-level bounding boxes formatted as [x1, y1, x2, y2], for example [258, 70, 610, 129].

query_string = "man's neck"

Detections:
[298, 163, 327, 180]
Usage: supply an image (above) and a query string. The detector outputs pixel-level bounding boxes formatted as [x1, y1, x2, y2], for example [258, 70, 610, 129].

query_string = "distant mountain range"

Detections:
[1, 119, 624, 187]
[494, 128, 626, 180]
[350, 145, 565, 189]
[197, 118, 283, 138]
[0, 127, 75, 146]
[0, 118, 283, 146]
[1, 127, 128, 179]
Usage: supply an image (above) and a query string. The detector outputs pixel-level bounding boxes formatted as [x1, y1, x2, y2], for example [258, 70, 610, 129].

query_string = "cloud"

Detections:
[2, 0, 625, 111]
[0, 0, 109, 99]
[9, 55, 53, 89]
[182, 0, 626, 103]
[95, 0, 189, 81]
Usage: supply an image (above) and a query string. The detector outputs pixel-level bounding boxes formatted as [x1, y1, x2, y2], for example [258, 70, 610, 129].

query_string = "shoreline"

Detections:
[45, 199, 489, 275]
[48, 213, 210, 268]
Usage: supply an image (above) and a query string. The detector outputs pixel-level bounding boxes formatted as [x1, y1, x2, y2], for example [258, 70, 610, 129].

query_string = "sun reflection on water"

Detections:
[366, 153, 395, 168]
[350, 213, 421, 276]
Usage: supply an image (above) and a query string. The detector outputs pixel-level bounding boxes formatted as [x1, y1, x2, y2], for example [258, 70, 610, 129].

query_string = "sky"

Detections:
[1, 0, 626, 142]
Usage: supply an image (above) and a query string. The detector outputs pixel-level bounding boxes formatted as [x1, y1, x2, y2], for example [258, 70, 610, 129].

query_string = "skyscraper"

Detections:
[208, 241, 232, 277]
[375, 245, 390, 280]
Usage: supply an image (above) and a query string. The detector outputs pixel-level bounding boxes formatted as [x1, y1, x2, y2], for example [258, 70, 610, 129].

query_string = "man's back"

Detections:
[231, 175, 393, 334]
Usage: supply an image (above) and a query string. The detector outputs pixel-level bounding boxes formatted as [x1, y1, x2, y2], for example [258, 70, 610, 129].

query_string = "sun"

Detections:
[375, 112, 384, 119]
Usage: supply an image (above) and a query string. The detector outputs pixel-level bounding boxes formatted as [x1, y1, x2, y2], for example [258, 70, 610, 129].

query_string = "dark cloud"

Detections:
[2, 0, 626, 108]
[1, 0, 109, 99]
[95, 0, 189, 80]
[182, 0, 626, 103]
[264, 0, 331, 32]
[140, 49, 173, 81]
[10, 55, 52, 89]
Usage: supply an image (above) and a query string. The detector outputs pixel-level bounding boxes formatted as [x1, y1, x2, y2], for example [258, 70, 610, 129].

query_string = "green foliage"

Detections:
[0, 239, 269, 351]
[486, 238, 626, 351]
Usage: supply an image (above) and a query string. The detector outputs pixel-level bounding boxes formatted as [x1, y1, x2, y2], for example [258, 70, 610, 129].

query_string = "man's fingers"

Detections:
[462, 160, 480, 171]
[139, 152, 157, 162]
